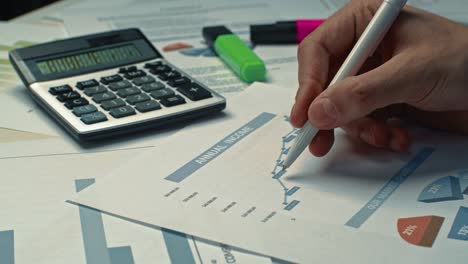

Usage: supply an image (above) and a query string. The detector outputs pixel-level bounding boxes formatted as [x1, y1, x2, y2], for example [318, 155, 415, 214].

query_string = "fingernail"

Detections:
[311, 98, 338, 127]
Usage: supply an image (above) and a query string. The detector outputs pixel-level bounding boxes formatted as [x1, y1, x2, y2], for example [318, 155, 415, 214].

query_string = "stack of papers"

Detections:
[2, 0, 468, 263]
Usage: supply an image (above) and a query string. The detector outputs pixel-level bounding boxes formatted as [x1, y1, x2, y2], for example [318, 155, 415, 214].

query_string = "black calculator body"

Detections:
[9, 29, 226, 141]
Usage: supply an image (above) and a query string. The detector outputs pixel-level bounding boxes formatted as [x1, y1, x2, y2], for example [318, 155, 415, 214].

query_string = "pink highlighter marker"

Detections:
[250, 19, 325, 44]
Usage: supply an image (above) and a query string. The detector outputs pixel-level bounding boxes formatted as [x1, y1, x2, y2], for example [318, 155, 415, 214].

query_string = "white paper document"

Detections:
[71, 83, 468, 263]
[0, 146, 278, 264]
[0, 23, 66, 135]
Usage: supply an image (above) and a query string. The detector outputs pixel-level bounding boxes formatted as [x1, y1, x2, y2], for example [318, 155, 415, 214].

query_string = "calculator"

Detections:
[9, 29, 226, 141]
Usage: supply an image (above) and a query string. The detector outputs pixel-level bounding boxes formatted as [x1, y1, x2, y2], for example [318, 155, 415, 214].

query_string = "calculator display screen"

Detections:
[35, 44, 142, 76]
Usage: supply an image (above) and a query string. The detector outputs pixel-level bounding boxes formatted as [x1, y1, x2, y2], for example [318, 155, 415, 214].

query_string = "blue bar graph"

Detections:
[284, 200, 300, 211]
[346, 147, 434, 228]
[76, 179, 112, 264]
[272, 170, 286, 179]
[286, 187, 300, 196]
[75, 178, 196, 264]
[109, 246, 135, 264]
[0, 230, 14, 264]
[162, 229, 196, 264]
[75, 179, 135, 264]
[165, 112, 276, 183]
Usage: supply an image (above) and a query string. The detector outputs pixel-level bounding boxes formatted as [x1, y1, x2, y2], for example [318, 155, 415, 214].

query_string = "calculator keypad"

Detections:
[126, 93, 150, 105]
[64, 97, 89, 109]
[76, 79, 99, 90]
[109, 106, 136, 118]
[93, 92, 116, 103]
[73, 105, 97, 117]
[49, 85, 72, 95]
[109, 80, 132, 91]
[141, 82, 164, 92]
[101, 99, 126, 110]
[100, 74, 123, 84]
[135, 100, 161, 112]
[160, 95, 186, 107]
[150, 89, 174, 99]
[57, 91, 80, 102]
[47, 61, 214, 126]
[124, 70, 146, 79]
[132, 76, 155, 86]
[84, 85, 107, 96]
[81, 112, 108, 124]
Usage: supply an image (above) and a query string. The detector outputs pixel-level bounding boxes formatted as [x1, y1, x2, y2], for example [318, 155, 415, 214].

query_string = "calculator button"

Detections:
[57, 91, 80, 102]
[92, 92, 116, 103]
[65, 97, 89, 109]
[126, 93, 150, 105]
[72, 104, 97, 117]
[158, 71, 181, 81]
[119, 66, 137, 74]
[49, 85, 71, 95]
[135, 100, 161, 113]
[149, 65, 171, 74]
[100, 74, 123, 85]
[178, 83, 212, 101]
[76, 79, 99, 90]
[117, 87, 141, 98]
[109, 106, 136, 118]
[84, 85, 107, 96]
[150, 88, 174, 99]
[141, 82, 165, 92]
[167, 77, 190, 87]
[108, 80, 132, 91]
[132, 76, 155, 86]
[80, 112, 108, 124]
[101, 99, 126, 110]
[144, 61, 162, 69]
[160, 95, 186, 107]
[124, 70, 146, 79]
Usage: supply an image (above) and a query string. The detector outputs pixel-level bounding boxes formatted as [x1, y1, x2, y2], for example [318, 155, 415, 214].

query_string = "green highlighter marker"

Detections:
[202, 26, 266, 83]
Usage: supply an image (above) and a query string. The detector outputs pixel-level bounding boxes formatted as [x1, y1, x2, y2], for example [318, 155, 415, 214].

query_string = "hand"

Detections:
[291, 0, 468, 157]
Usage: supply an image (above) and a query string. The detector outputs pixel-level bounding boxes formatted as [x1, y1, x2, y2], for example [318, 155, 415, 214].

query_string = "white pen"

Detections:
[282, 0, 408, 171]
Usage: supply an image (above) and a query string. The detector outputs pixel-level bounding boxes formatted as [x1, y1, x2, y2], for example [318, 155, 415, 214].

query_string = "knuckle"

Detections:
[347, 77, 376, 109]
[297, 39, 315, 57]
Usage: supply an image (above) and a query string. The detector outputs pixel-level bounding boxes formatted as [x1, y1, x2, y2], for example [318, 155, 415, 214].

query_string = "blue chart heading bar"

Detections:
[165, 112, 277, 183]
[345, 147, 435, 228]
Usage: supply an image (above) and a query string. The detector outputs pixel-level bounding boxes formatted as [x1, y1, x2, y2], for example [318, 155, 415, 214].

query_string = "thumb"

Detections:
[308, 56, 411, 129]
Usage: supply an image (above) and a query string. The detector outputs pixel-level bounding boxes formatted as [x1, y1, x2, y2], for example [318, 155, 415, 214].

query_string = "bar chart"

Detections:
[270, 116, 302, 211]
[75, 178, 197, 264]
[0, 230, 14, 264]
[76, 178, 135, 264]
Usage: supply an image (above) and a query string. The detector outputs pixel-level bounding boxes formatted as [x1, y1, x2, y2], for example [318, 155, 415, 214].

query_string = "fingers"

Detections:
[309, 130, 334, 157]
[291, 42, 328, 127]
[308, 116, 411, 157]
[291, 0, 380, 128]
[308, 54, 411, 130]
[342, 117, 410, 152]
[406, 107, 468, 134]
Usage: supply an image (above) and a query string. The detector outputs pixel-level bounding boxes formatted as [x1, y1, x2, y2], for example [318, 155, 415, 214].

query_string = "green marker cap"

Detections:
[202, 26, 266, 83]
